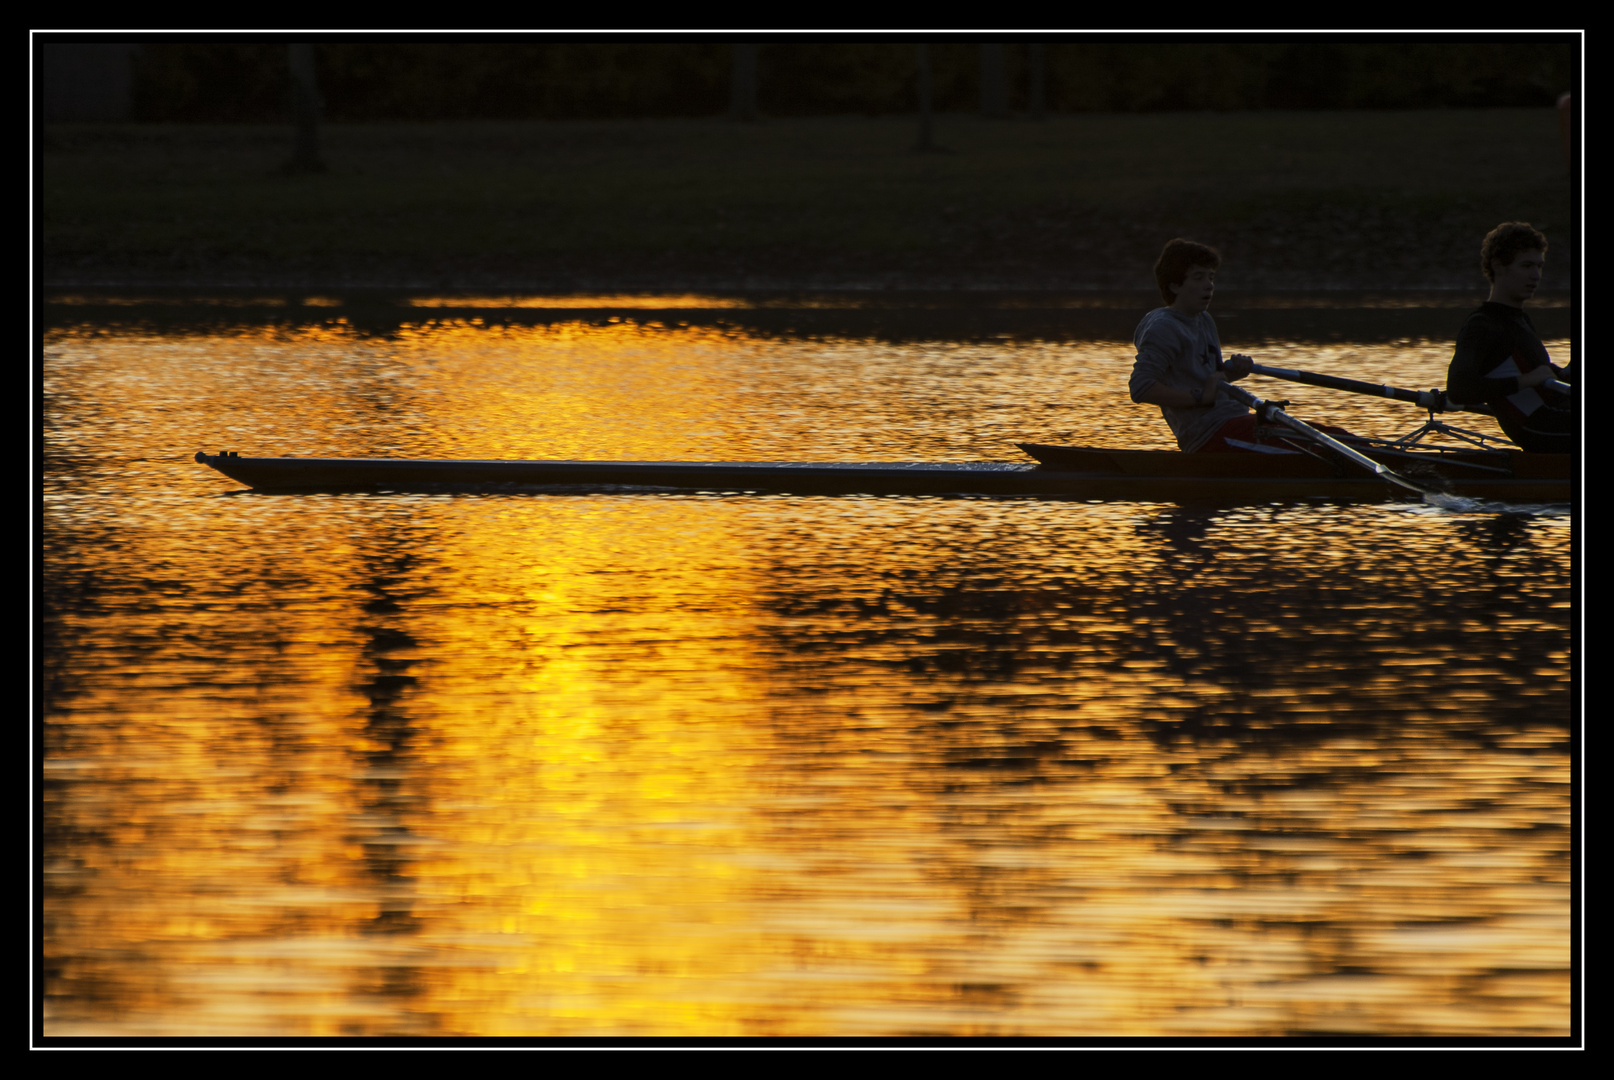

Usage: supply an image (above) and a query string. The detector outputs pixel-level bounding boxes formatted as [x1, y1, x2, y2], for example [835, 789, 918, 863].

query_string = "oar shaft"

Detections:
[1249, 363, 1435, 407]
[1249, 363, 1492, 415]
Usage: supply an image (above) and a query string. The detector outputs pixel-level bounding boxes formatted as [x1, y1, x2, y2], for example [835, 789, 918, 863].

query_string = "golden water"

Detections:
[41, 302, 1574, 1039]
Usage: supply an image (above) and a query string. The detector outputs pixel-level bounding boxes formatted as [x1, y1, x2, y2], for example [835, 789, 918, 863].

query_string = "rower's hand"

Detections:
[1225, 354, 1254, 379]
[1518, 365, 1558, 389]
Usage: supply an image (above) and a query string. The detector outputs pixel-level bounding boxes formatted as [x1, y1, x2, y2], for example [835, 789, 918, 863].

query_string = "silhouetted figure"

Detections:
[1131, 240, 1360, 452]
[1446, 223, 1574, 453]
[1130, 239, 1258, 453]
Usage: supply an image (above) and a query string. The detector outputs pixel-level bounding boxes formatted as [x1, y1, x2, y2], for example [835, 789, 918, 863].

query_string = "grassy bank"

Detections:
[41, 110, 1574, 292]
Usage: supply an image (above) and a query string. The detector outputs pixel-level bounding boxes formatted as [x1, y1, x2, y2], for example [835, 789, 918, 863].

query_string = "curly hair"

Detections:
[1153, 238, 1221, 303]
[1481, 222, 1547, 282]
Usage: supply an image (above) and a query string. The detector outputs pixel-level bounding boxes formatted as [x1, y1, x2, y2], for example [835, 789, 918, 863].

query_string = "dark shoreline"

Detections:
[37, 234, 1575, 296]
[41, 286, 1574, 346]
[42, 112, 1575, 300]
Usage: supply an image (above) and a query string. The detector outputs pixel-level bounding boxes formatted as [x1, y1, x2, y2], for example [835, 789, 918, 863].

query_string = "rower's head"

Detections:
[1482, 222, 1547, 283]
[1155, 238, 1221, 313]
[1482, 223, 1547, 307]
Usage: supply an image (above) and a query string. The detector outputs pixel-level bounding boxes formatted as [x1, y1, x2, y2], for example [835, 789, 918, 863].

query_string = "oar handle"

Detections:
[1544, 377, 1573, 395]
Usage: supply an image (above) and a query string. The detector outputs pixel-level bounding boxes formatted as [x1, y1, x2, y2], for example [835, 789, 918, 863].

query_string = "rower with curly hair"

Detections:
[1446, 222, 1574, 453]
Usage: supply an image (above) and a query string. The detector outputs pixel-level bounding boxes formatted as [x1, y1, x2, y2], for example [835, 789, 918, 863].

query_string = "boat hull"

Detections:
[195, 447, 1573, 503]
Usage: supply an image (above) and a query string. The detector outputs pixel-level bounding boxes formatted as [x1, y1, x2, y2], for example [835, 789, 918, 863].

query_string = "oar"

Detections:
[1216, 381, 1446, 497]
[1248, 363, 1488, 414]
[1251, 362, 1574, 414]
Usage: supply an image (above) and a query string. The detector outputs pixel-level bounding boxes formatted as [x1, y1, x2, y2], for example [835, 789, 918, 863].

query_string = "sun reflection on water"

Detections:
[42, 313, 1572, 1038]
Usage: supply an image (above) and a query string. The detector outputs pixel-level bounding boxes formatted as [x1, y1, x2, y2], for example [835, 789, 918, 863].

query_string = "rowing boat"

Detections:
[193, 444, 1572, 502]
[192, 363, 1576, 503]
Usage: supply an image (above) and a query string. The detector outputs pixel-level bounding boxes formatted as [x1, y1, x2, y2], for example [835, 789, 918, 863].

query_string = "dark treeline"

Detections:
[124, 40, 1574, 123]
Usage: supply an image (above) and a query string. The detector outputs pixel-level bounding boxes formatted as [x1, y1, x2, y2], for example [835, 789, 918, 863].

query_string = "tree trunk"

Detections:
[1557, 92, 1572, 169]
[283, 44, 326, 174]
[914, 45, 942, 152]
[979, 43, 1009, 118]
[730, 44, 759, 121]
[1028, 44, 1047, 120]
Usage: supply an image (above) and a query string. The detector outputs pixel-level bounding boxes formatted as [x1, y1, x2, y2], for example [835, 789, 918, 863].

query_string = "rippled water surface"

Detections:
[41, 297, 1575, 1040]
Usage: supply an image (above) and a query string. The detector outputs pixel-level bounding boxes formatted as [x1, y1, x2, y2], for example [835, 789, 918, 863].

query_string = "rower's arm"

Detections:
[1448, 318, 1530, 400]
[1137, 374, 1228, 410]
[1129, 328, 1248, 407]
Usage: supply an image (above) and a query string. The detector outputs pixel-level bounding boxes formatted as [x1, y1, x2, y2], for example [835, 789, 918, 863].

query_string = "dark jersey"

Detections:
[1447, 302, 1574, 453]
